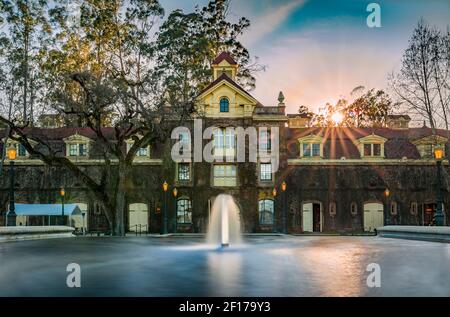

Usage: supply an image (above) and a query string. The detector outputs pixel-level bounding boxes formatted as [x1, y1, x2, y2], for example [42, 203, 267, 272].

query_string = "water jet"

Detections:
[207, 194, 242, 247]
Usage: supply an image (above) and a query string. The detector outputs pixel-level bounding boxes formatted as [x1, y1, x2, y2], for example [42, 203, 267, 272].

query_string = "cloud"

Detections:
[239, 0, 307, 45]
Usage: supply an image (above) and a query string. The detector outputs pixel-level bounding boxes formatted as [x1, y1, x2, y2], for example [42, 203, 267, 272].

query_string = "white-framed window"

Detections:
[302, 143, 321, 157]
[259, 129, 271, 151]
[260, 163, 272, 181]
[298, 135, 323, 158]
[64, 134, 92, 158]
[126, 141, 150, 158]
[5, 142, 29, 158]
[67, 143, 88, 157]
[259, 199, 274, 225]
[177, 199, 192, 224]
[213, 164, 237, 187]
[177, 163, 191, 181]
[213, 127, 236, 157]
[362, 143, 382, 157]
[356, 135, 386, 159]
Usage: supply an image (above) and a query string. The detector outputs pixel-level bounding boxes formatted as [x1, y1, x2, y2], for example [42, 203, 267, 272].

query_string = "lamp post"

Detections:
[6, 146, 17, 226]
[60, 187, 65, 226]
[384, 188, 390, 225]
[281, 181, 287, 234]
[173, 187, 178, 233]
[82, 212, 86, 236]
[162, 181, 168, 234]
[434, 147, 445, 226]
[272, 187, 277, 233]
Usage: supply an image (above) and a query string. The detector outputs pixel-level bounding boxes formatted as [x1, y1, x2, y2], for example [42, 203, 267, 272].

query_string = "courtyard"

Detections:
[0, 236, 449, 297]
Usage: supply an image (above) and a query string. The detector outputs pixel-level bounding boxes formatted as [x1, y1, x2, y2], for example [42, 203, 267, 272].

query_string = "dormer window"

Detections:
[363, 143, 382, 157]
[412, 135, 448, 159]
[220, 97, 229, 113]
[298, 135, 323, 158]
[5, 142, 28, 158]
[356, 134, 386, 159]
[126, 139, 150, 158]
[64, 134, 92, 158]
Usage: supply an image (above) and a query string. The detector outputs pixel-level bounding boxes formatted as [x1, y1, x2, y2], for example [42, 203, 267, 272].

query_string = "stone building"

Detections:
[1, 53, 449, 233]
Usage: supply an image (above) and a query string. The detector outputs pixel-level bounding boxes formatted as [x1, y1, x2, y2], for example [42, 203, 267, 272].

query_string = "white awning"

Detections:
[7, 204, 83, 216]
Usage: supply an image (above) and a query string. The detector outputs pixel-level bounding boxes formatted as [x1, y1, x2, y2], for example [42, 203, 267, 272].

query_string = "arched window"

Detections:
[177, 199, 192, 224]
[220, 97, 229, 113]
[410, 202, 418, 215]
[329, 202, 337, 216]
[390, 202, 398, 215]
[259, 199, 274, 225]
[351, 202, 358, 215]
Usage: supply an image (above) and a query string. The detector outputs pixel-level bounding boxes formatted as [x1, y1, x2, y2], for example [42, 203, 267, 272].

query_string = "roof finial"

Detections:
[278, 91, 285, 106]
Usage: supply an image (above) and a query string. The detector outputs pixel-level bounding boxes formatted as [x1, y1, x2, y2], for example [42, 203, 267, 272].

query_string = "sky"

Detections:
[160, 0, 450, 114]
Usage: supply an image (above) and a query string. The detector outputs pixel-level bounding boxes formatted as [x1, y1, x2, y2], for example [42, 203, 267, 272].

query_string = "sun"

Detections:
[331, 112, 344, 125]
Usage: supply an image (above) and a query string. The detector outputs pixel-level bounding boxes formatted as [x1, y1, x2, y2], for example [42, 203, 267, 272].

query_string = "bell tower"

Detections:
[212, 52, 238, 80]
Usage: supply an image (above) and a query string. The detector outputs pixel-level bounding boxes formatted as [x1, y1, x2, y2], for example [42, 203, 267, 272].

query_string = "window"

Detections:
[213, 164, 237, 187]
[18, 144, 27, 157]
[6, 143, 28, 158]
[178, 163, 190, 181]
[410, 202, 418, 215]
[351, 202, 358, 215]
[329, 202, 337, 216]
[177, 199, 192, 224]
[220, 97, 229, 112]
[138, 147, 149, 157]
[225, 129, 235, 149]
[213, 128, 225, 149]
[126, 142, 150, 157]
[259, 130, 271, 151]
[364, 144, 371, 156]
[179, 131, 190, 155]
[390, 202, 398, 215]
[302, 143, 321, 157]
[69, 144, 78, 156]
[259, 199, 274, 225]
[260, 163, 272, 181]
[362, 143, 383, 157]
[79, 144, 87, 157]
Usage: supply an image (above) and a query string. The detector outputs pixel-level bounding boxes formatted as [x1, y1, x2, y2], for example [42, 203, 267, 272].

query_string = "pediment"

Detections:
[63, 133, 93, 143]
[412, 135, 448, 145]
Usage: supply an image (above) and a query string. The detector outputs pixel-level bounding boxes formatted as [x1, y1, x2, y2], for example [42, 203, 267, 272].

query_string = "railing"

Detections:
[130, 224, 148, 236]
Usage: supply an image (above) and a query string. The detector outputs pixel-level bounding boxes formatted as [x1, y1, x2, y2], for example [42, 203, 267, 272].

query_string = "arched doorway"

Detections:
[302, 202, 323, 232]
[363, 202, 384, 232]
[129, 203, 148, 232]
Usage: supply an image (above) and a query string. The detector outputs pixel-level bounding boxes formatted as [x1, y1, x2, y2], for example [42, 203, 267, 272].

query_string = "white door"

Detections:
[129, 203, 148, 231]
[302, 203, 313, 232]
[363, 203, 384, 232]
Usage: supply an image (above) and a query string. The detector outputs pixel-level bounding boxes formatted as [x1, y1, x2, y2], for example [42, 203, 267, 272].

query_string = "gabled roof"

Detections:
[212, 52, 237, 65]
[197, 73, 263, 106]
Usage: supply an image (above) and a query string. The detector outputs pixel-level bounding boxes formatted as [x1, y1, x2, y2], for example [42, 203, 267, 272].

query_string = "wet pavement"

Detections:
[0, 236, 449, 296]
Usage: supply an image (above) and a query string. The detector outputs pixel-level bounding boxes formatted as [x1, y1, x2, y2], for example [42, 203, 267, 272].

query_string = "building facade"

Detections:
[1, 53, 449, 233]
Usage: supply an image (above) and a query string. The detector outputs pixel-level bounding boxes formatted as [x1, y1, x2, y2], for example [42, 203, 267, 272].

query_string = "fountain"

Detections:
[206, 194, 242, 247]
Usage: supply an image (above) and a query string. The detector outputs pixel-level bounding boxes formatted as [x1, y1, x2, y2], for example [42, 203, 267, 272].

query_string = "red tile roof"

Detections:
[212, 52, 237, 65]
[287, 127, 450, 160]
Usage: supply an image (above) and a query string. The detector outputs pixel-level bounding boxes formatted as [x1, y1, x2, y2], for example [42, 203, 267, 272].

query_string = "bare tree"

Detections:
[390, 19, 450, 132]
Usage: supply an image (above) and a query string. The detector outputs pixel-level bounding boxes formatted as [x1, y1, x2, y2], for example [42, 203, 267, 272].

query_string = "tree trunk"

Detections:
[113, 161, 131, 236]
